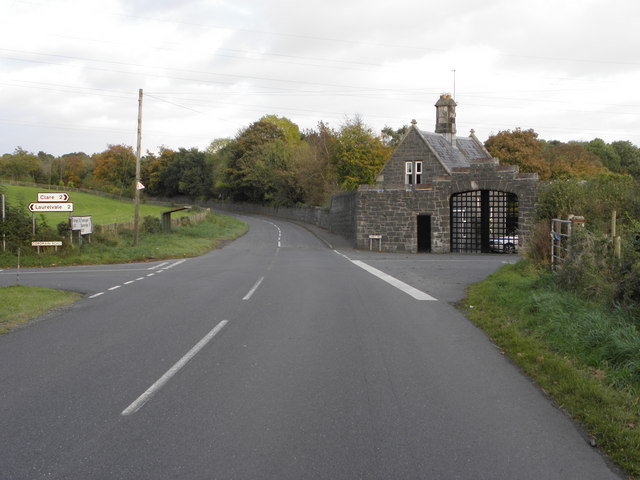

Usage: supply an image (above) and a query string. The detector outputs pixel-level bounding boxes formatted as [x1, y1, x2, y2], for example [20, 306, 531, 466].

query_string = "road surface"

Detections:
[0, 215, 623, 479]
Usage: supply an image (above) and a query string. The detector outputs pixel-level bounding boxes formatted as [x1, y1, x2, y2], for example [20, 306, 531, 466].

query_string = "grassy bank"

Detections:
[1, 184, 172, 225]
[462, 261, 640, 478]
[0, 286, 81, 334]
[0, 211, 248, 268]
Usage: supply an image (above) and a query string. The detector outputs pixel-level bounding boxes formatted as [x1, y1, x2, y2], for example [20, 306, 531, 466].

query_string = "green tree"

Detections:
[0, 147, 46, 183]
[333, 116, 391, 190]
[160, 148, 213, 199]
[381, 125, 409, 147]
[542, 142, 607, 179]
[584, 138, 623, 173]
[611, 140, 640, 179]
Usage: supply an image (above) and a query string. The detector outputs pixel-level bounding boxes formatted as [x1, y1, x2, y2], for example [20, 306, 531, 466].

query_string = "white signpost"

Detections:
[37, 192, 70, 202]
[29, 202, 74, 212]
[28, 192, 74, 251]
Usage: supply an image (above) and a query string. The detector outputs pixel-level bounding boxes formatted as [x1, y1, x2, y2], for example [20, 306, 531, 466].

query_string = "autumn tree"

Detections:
[484, 128, 551, 179]
[542, 142, 607, 179]
[92, 144, 136, 196]
[296, 121, 339, 206]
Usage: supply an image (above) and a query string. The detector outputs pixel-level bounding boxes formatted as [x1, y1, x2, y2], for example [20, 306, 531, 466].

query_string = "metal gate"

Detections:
[450, 190, 519, 253]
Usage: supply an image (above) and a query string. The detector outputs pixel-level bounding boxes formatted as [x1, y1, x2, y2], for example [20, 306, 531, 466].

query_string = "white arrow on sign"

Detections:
[29, 202, 74, 212]
[37, 192, 69, 202]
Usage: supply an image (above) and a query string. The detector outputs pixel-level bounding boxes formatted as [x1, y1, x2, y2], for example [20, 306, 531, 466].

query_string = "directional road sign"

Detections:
[37, 192, 69, 202]
[29, 202, 74, 212]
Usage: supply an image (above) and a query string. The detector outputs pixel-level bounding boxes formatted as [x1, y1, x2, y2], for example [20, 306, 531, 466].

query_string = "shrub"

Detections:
[142, 215, 162, 234]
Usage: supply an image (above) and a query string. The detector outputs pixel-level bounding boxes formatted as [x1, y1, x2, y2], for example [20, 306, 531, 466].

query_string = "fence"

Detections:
[550, 215, 585, 270]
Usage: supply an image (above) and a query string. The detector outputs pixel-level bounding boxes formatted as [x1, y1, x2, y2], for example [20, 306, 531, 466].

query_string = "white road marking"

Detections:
[334, 250, 437, 301]
[243, 276, 265, 300]
[121, 320, 229, 416]
[124, 281, 135, 285]
[146, 273, 155, 277]
[89, 292, 104, 298]
[148, 262, 169, 270]
[108, 285, 121, 291]
[136, 277, 145, 281]
[162, 259, 187, 270]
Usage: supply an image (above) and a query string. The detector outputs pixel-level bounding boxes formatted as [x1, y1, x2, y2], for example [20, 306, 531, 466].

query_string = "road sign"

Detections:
[29, 202, 74, 212]
[37, 192, 69, 202]
[31, 241, 63, 247]
[70, 216, 92, 235]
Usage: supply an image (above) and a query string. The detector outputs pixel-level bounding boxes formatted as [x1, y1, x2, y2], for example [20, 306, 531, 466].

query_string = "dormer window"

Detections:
[405, 161, 423, 185]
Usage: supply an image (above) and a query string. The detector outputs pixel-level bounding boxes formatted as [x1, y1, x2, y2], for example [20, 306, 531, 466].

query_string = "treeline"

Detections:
[484, 128, 640, 181]
[0, 115, 397, 207]
[2, 117, 640, 208]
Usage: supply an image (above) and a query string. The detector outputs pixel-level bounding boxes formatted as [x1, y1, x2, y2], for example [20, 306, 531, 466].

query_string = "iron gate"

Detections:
[450, 190, 519, 253]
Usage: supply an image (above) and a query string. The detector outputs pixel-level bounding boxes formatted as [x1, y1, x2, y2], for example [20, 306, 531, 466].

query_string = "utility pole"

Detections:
[133, 88, 143, 246]
[452, 69, 456, 100]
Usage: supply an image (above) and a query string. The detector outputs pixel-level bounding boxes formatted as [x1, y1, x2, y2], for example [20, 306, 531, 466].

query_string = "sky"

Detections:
[1, 0, 639, 156]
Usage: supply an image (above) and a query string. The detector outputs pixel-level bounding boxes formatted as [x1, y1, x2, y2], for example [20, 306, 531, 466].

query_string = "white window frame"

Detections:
[405, 162, 413, 185]
[415, 161, 422, 184]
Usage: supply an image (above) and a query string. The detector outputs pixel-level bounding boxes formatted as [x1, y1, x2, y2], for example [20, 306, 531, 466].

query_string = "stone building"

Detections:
[352, 94, 539, 253]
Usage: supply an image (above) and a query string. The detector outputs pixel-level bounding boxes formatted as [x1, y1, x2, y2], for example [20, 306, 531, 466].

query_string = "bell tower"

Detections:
[435, 93, 457, 146]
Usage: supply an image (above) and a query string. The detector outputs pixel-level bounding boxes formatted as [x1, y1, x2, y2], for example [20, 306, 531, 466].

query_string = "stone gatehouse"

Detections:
[349, 94, 539, 253]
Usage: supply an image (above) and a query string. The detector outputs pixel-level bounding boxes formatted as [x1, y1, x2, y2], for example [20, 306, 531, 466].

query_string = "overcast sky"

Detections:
[1, 0, 639, 156]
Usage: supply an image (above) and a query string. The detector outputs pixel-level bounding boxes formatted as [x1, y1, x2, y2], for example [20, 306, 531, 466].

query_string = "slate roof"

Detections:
[416, 129, 492, 171]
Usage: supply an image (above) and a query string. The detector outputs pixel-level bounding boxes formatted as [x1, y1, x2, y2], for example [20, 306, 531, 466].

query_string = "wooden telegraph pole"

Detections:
[133, 88, 143, 246]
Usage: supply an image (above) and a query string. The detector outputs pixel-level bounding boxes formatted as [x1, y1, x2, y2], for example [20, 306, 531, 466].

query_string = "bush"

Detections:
[142, 215, 162, 233]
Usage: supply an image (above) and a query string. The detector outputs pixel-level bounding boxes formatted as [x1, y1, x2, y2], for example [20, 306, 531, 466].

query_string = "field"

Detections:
[0, 184, 177, 225]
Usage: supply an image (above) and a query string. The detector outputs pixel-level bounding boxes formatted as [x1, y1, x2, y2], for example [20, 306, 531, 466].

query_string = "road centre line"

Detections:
[121, 320, 229, 416]
[243, 277, 265, 300]
[124, 280, 135, 285]
[108, 285, 121, 291]
[334, 251, 437, 301]
[88, 292, 104, 298]
[136, 277, 144, 281]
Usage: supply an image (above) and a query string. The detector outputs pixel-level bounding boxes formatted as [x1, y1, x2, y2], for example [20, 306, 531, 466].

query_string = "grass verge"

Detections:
[0, 212, 248, 268]
[0, 285, 81, 334]
[462, 260, 640, 478]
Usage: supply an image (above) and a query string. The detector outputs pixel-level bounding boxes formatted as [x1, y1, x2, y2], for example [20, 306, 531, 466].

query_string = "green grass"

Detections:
[1, 184, 173, 225]
[462, 261, 640, 478]
[0, 211, 248, 268]
[0, 285, 81, 334]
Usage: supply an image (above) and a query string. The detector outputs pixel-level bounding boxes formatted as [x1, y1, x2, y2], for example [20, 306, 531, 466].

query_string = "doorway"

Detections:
[417, 215, 431, 252]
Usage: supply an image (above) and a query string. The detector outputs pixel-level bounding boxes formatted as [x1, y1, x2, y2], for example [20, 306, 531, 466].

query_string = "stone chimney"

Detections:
[435, 93, 457, 146]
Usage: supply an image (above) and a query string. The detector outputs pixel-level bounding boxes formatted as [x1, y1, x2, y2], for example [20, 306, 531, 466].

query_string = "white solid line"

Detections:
[124, 281, 135, 285]
[163, 259, 187, 270]
[337, 254, 437, 301]
[148, 262, 169, 270]
[350, 260, 437, 301]
[108, 285, 121, 291]
[243, 276, 264, 300]
[89, 292, 104, 298]
[121, 320, 229, 416]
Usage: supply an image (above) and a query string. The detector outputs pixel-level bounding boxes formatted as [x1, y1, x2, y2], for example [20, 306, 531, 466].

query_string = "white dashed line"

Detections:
[146, 273, 155, 277]
[108, 285, 121, 291]
[121, 320, 229, 416]
[124, 281, 135, 285]
[148, 262, 169, 270]
[136, 277, 145, 281]
[89, 292, 104, 298]
[243, 277, 264, 300]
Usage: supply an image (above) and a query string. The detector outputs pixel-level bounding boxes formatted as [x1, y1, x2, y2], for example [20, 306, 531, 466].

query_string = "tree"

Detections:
[160, 148, 213, 199]
[381, 125, 409, 147]
[542, 142, 607, 179]
[485, 128, 551, 179]
[611, 140, 640, 179]
[0, 147, 46, 183]
[333, 116, 391, 190]
[92, 144, 136, 196]
[584, 138, 623, 173]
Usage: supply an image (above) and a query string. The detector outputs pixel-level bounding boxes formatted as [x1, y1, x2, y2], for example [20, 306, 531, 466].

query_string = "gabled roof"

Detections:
[414, 128, 492, 173]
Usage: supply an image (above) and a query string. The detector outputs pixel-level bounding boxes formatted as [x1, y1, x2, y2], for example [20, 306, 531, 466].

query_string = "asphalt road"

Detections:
[0, 216, 624, 479]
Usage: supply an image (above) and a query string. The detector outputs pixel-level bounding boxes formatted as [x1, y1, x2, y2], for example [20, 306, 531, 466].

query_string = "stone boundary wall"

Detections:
[205, 191, 358, 244]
